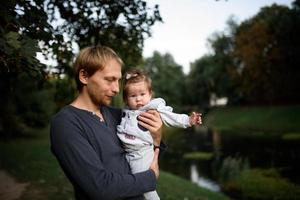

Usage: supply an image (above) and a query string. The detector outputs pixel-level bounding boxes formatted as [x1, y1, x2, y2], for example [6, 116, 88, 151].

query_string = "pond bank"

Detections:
[204, 105, 300, 134]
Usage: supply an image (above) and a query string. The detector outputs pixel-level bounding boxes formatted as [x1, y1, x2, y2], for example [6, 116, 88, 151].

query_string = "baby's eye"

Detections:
[141, 93, 145, 96]
[130, 94, 136, 98]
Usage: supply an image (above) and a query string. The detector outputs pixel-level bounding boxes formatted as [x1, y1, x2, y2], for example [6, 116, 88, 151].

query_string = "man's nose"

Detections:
[112, 81, 119, 94]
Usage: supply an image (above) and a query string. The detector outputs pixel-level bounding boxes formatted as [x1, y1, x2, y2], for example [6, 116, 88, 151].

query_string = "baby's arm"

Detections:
[189, 112, 202, 126]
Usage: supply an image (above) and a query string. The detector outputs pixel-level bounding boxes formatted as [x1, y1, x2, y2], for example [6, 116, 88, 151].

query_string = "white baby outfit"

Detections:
[117, 98, 191, 200]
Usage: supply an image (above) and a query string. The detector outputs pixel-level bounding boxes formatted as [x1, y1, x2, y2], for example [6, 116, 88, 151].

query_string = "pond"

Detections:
[160, 128, 300, 193]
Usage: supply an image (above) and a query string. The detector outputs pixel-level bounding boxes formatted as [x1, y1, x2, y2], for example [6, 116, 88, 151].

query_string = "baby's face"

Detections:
[126, 81, 152, 110]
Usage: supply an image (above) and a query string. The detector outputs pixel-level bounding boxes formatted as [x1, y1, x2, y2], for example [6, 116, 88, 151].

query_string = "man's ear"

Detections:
[79, 69, 89, 85]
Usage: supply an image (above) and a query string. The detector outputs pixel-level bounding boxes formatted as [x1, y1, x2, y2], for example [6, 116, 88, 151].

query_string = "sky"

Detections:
[143, 0, 294, 74]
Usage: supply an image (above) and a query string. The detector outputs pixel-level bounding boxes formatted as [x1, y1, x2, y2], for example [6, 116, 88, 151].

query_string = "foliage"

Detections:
[47, 0, 162, 74]
[0, 0, 64, 136]
[46, 0, 162, 108]
[230, 3, 300, 104]
[186, 55, 213, 108]
[186, 17, 239, 107]
[0, 1, 55, 76]
[0, 72, 55, 137]
[144, 51, 186, 111]
[232, 169, 300, 200]
[0, 0, 161, 136]
[49, 76, 77, 112]
[189, 1, 300, 105]
[218, 156, 250, 184]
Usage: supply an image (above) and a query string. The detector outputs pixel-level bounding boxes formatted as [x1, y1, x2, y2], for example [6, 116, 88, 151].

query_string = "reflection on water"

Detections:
[161, 127, 300, 191]
[190, 164, 220, 192]
[212, 129, 300, 184]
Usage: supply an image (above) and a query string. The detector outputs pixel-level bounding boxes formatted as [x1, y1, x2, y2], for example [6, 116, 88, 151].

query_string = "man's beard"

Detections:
[90, 93, 112, 107]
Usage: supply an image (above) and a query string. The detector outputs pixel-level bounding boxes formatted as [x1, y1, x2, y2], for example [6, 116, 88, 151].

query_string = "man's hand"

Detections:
[138, 110, 163, 146]
[149, 148, 160, 179]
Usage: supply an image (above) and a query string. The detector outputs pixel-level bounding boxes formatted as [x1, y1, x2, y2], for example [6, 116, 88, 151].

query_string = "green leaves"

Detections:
[145, 52, 186, 111]
[190, 1, 300, 106]
[5, 32, 21, 49]
[47, 0, 162, 72]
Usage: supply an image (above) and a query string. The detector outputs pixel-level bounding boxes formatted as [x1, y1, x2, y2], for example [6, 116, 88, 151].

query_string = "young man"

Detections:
[50, 46, 163, 200]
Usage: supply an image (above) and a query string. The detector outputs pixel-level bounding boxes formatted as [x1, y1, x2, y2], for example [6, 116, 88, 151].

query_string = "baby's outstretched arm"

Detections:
[189, 112, 202, 126]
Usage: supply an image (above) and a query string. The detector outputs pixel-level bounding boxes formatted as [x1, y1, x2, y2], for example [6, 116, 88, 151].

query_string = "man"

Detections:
[50, 46, 163, 200]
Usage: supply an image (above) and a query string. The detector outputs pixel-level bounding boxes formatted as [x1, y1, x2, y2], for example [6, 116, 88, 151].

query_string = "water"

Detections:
[161, 128, 300, 190]
[190, 164, 220, 192]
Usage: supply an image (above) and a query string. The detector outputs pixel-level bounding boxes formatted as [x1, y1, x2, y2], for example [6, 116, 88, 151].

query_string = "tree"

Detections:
[186, 18, 238, 108]
[46, 0, 162, 108]
[0, 0, 162, 136]
[231, 2, 300, 104]
[0, 1, 58, 136]
[186, 55, 214, 109]
[47, 0, 162, 75]
[190, 1, 300, 106]
[206, 26, 237, 104]
[144, 51, 186, 111]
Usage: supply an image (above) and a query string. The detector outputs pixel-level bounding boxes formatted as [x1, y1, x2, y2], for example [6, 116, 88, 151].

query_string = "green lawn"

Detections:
[204, 105, 300, 134]
[0, 128, 229, 200]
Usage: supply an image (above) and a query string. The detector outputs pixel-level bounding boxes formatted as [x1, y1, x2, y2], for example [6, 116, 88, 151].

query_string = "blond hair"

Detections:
[74, 45, 123, 90]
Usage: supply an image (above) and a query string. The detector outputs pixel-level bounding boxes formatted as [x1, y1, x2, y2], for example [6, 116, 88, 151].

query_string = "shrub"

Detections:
[236, 168, 300, 200]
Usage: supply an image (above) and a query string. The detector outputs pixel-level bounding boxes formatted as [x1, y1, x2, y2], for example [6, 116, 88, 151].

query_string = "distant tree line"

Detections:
[1, 0, 299, 137]
[185, 0, 300, 107]
[145, 0, 300, 111]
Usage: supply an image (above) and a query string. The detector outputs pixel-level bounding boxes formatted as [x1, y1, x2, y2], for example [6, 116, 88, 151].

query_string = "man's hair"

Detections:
[74, 45, 123, 91]
[122, 68, 152, 101]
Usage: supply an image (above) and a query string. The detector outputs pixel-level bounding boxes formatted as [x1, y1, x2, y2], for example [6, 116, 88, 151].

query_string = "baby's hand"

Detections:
[189, 112, 202, 126]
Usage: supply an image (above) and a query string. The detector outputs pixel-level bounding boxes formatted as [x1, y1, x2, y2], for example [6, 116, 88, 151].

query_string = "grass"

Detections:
[183, 152, 214, 161]
[233, 169, 300, 200]
[0, 131, 73, 200]
[204, 105, 300, 134]
[0, 128, 229, 200]
[158, 171, 230, 200]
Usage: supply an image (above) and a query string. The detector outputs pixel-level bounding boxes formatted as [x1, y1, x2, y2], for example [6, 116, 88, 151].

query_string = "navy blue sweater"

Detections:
[50, 105, 156, 200]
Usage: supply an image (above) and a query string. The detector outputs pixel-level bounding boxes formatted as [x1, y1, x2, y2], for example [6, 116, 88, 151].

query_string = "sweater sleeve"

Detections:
[50, 111, 156, 200]
[141, 98, 191, 129]
[159, 110, 191, 128]
[156, 103, 191, 128]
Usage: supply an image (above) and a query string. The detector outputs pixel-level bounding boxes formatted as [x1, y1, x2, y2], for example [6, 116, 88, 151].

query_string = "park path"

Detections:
[0, 170, 29, 200]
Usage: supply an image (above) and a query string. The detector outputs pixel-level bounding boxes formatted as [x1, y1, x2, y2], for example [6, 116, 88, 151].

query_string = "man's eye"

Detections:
[106, 77, 116, 82]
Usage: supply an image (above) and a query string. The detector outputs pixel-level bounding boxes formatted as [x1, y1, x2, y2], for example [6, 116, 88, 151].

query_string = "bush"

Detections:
[218, 156, 249, 184]
[229, 168, 300, 200]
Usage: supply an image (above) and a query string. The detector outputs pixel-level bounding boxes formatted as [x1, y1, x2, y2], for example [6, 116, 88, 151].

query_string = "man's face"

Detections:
[86, 59, 122, 106]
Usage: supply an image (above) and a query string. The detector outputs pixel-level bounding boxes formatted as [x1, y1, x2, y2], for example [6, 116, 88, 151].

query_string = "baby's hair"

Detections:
[123, 68, 152, 101]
